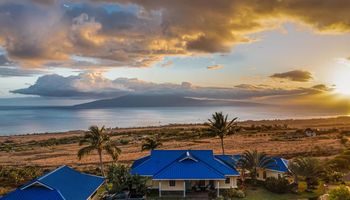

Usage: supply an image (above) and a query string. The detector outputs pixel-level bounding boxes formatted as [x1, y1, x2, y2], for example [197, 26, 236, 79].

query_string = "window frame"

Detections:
[169, 180, 176, 187]
[225, 177, 230, 184]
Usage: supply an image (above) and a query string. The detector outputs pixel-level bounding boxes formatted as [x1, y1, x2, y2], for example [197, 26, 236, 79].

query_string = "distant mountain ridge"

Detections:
[73, 94, 264, 109]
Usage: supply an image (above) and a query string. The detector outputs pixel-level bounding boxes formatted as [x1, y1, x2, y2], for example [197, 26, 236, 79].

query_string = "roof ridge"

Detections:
[131, 155, 153, 173]
[213, 157, 239, 175]
[38, 165, 66, 181]
[152, 151, 190, 177]
[199, 155, 238, 176]
[154, 151, 226, 179]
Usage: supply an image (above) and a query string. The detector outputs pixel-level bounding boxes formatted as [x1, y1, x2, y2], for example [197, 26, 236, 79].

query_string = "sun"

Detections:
[333, 60, 350, 96]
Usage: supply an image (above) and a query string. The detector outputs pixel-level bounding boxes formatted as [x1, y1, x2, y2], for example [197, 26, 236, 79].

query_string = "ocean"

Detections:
[0, 105, 341, 135]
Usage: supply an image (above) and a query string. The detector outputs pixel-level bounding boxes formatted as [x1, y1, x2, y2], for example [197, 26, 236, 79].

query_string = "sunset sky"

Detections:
[1, 0, 350, 113]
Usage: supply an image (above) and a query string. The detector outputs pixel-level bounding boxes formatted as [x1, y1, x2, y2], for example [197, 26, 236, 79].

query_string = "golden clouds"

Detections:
[1, 0, 350, 68]
[270, 70, 313, 82]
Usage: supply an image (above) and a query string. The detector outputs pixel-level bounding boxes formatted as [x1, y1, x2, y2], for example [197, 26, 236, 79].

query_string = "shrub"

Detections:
[265, 177, 291, 194]
[340, 136, 348, 145]
[223, 188, 246, 198]
[119, 139, 130, 145]
[328, 185, 350, 200]
[107, 164, 148, 197]
[322, 170, 344, 183]
[208, 189, 217, 199]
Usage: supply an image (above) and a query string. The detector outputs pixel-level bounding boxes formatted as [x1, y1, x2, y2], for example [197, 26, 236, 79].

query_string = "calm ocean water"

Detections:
[0, 106, 341, 135]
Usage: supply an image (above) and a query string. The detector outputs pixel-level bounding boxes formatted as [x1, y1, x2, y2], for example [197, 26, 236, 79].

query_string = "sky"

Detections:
[1, 0, 350, 113]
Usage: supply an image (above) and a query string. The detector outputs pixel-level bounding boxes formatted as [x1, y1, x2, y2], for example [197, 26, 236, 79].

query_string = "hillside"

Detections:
[73, 94, 263, 108]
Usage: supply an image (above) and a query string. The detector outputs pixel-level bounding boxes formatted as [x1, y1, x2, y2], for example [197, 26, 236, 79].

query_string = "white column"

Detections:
[159, 181, 162, 197]
[217, 181, 220, 197]
[183, 181, 186, 197]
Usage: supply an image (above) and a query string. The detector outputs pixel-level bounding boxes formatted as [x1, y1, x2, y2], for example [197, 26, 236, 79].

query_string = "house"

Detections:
[305, 128, 317, 137]
[1, 165, 105, 200]
[131, 150, 240, 197]
[215, 155, 290, 181]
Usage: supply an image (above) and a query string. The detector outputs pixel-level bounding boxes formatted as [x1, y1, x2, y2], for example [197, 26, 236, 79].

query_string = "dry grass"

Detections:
[1, 117, 350, 169]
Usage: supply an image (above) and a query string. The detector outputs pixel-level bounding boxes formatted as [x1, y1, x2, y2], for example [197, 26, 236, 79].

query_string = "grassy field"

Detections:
[1, 117, 349, 168]
[1, 117, 350, 197]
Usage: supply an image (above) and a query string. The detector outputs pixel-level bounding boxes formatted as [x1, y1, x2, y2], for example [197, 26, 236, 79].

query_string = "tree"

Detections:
[206, 112, 237, 154]
[78, 125, 121, 177]
[238, 150, 276, 185]
[107, 164, 148, 197]
[141, 136, 162, 151]
[289, 157, 323, 191]
[328, 185, 350, 200]
[265, 177, 291, 194]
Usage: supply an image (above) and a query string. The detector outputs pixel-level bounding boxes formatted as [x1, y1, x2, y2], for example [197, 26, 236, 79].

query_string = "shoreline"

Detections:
[1, 115, 349, 137]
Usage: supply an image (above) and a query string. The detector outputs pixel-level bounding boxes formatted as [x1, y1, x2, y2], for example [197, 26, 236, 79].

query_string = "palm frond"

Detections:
[77, 145, 96, 160]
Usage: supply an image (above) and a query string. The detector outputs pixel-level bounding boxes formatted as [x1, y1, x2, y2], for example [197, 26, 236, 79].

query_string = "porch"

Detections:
[152, 178, 237, 198]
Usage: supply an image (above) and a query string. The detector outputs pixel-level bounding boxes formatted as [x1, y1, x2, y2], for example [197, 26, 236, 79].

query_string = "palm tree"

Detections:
[288, 157, 323, 191]
[206, 112, 237, 155]
[78, 125, 121, 177]
[238, 150, 276, 185]
[141, 137, 162, 151]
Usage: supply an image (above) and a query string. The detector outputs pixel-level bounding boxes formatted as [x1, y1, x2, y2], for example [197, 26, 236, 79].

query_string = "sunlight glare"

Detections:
[334, 59, 350, 96]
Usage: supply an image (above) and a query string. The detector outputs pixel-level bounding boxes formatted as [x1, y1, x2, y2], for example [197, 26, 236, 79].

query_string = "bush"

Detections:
[223, 188, 246, 198]
[340, 137, 349, 145]
[107, 164, 148, 197]
[119, 139, 130, 145]
[328, 185, 350, 200]
[265, 177, 291, 194]
[208, 189, 217, 199]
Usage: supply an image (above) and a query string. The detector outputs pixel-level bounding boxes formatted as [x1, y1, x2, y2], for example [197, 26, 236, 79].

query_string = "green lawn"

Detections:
[230, 181, 325, 200]
[231, 187, 320, 200]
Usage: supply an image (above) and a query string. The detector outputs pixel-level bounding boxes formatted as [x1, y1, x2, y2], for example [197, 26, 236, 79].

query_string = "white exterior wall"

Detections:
[150, 177, 238, 190]
[256, 168, 283, 181]
[216, 176, 238, 189]
[158, 180, 184, 191]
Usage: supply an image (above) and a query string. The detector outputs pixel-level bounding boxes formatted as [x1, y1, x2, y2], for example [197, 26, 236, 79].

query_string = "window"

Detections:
[225, 177, 230, 184]
[257, 172, 260, 178]
[263, 171, 267, 179]
[169, 180, 176, 187]
[278, 174, 281, 179]
[199, 180, 205, 186]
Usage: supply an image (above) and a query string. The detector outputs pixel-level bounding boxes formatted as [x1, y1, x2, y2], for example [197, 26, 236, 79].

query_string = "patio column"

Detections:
[217, 180, 220, 197]
[159, 181, 162, 197]
[183, 180, 186, 197]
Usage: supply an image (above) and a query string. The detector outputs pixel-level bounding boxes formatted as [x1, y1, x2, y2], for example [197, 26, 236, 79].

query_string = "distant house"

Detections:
[131, 150, 240, 197]
[1, 165, 104, 200]
[305, 128, 317, 137]
[216, 155, 291, 181]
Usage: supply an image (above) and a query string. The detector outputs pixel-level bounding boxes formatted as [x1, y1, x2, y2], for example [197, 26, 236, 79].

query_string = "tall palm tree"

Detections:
[78, 125, 121, 177]
[288, 157, 323, 191]
[238, 150, 276, 185]
[141, 137, 162, 151]
[207, 112, 237, 154]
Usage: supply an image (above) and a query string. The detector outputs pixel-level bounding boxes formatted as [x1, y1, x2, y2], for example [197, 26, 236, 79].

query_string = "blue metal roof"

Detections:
[215, 154, 289, 173]
[131, 150, 239, 180]
[269, 157, 289, 172]
[1, 165, 105, 200]
[1, 187, 64, 200]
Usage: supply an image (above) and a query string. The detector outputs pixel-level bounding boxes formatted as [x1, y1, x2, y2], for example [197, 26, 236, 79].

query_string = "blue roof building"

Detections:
[1, 165, 105, 200]
[131, 150, 292, 197]
[131, 150, 240, 197]
[215, 155, 289, 173]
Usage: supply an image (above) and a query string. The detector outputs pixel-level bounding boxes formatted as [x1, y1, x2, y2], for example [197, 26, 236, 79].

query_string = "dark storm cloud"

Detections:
[270, 70, 313, 82]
